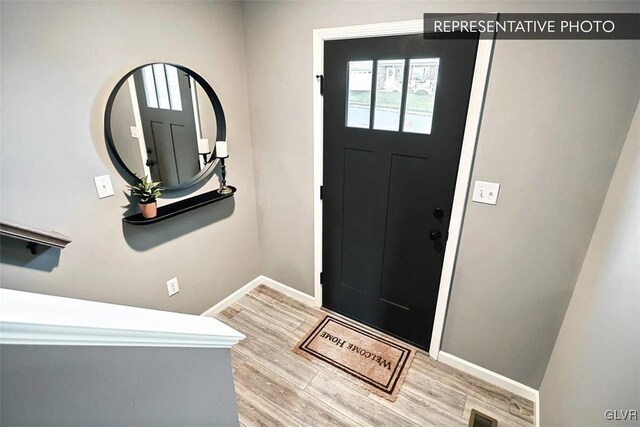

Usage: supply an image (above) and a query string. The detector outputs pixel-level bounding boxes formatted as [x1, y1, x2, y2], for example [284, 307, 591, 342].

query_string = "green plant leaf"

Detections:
[128, 175, 163, 202]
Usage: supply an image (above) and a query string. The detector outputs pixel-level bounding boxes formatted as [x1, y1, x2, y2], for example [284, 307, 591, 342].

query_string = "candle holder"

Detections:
[218, 157, 233, 195]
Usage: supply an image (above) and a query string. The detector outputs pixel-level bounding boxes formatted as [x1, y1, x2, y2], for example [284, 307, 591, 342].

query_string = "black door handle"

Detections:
[433, 208, 444, 219]
[429, 229, 442, 241]
[146, 159, 155, 167]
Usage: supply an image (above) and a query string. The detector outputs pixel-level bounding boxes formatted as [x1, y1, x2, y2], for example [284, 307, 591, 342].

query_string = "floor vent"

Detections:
[468, 409, 498, 427]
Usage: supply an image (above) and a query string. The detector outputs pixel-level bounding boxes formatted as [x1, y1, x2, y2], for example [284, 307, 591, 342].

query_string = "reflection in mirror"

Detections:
[107, 63, 224, 190]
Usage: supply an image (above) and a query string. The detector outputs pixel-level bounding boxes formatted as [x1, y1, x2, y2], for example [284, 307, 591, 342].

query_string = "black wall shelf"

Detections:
[123, 186, 236, 225]
[0, 221, 71, 254]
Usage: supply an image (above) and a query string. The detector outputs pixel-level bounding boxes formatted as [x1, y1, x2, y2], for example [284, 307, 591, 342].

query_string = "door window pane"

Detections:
[165, 65, 183, 111]
[152, 64, 171, 110]
[373, 59, 405, 131]
[403, 58, 440, 134]
[346, 61, 373, 129]
[141, 66, 159, 109]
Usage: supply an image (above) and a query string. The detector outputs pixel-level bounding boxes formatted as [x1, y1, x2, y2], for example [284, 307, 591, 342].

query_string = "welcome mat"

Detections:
[293, 315, 415, 401]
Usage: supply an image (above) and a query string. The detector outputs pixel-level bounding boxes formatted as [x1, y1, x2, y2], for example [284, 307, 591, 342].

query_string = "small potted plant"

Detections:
[127, 175, 163, 219]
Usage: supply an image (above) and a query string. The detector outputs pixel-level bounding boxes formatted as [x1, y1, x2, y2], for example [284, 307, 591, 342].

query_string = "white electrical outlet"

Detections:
[94, 175, 114, 199]
[166, 277, 179, 296]
[130, 126, 140, 138]
[472, 180, 500, 205]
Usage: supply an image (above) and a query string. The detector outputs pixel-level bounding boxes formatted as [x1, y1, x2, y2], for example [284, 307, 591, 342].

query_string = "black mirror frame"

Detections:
[104, 63, 226, 191]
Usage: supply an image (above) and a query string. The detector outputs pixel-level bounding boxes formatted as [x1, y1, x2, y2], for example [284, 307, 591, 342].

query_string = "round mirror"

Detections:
[105, 63, 225, 190]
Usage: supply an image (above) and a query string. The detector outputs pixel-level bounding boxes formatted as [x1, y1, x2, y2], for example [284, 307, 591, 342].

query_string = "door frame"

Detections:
[127, 76, 152, 178]
[313, 18, 496, 359]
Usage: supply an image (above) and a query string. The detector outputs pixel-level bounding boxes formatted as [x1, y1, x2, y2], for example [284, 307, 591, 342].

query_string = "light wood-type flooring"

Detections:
[211, 284, 535, 427]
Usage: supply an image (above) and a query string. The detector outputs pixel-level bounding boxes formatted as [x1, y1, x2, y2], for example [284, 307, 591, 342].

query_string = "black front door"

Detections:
[322, 33, 478, 350]
[134, 64, 200, 186]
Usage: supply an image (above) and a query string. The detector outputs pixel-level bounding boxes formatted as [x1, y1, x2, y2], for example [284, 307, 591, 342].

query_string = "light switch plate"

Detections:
[166, 277, 180, 297]
[130, 126, 140, 138]
[94, 175, 114, 199]
[472, 180, 500, 205]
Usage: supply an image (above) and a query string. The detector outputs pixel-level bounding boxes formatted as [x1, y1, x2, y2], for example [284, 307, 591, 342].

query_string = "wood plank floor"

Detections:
[211, 284, 535, 427]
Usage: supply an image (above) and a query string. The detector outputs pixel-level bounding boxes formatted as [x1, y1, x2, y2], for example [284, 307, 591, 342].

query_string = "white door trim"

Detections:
[127, 76, 152, 178]
[312, 19, 495, 358]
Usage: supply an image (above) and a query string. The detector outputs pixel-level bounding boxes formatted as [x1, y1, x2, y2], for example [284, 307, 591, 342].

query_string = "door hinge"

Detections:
[320, 271, 325, 285]
[320, 185, 324, 200]
[315, 74, 324, 96]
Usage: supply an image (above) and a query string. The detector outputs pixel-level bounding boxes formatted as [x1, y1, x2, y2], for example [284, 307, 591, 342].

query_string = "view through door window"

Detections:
[346, 58, 440, 135]
[346, 61, 373, 128]
[403, 58, 439, 134]
[373, 59, 405, 131]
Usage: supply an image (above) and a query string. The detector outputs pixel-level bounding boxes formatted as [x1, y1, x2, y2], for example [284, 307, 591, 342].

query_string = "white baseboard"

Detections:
[535, 390, 540, 427]
[200, 277, 263, 317]
[258, 275, 316, 306]
[201, 275, 315, 317]
[437, 351, 539, 404]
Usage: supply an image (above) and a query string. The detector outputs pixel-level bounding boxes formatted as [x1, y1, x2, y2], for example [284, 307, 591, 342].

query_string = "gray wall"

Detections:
[442, 36, 639, 387]
[241, 0, 640, 387]
[1, 345, 239, 426]
[539, 102, 640, 426]
[0, 1, 261, 315]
